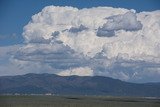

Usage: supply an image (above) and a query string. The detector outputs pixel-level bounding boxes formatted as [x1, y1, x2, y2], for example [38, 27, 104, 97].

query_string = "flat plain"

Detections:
[0, 95, 160, 107]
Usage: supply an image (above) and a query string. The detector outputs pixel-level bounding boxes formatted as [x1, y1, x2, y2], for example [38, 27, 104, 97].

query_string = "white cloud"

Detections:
[57, 67, 93, 76]
[1, 6, 160, 83]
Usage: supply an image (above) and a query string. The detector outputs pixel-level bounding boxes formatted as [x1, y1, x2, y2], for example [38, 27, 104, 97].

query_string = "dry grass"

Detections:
[0, 95, 160, 107]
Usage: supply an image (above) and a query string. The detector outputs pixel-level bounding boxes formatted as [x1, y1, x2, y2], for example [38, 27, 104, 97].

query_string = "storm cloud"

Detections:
[0, 6, 160, 83]
[97, 11, 143, 37]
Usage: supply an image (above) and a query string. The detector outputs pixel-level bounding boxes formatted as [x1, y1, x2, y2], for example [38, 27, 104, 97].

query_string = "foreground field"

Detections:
[0, 95, 160, 107]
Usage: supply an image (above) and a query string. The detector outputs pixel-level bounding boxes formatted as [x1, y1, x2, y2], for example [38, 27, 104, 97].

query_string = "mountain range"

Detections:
[0, 73, 160, 97]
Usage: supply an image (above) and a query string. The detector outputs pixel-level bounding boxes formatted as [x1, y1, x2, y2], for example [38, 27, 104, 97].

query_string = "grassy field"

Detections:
[0, 95, 160, 107]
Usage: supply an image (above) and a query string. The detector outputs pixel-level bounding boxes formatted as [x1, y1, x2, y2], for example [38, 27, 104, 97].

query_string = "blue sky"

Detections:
[0, 0, 160, 46]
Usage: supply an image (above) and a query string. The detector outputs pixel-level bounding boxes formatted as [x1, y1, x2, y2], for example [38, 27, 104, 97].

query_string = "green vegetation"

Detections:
[0, 95, 160, 107]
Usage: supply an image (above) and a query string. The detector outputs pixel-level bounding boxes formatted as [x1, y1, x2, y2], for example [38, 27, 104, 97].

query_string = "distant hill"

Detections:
[0, 73, 160, 97]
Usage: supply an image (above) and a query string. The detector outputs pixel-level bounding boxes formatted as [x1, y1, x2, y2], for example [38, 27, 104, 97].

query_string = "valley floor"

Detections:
[0, 95, 160, 107]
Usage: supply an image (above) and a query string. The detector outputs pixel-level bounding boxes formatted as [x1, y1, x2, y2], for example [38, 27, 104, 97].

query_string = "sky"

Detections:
[0, 0, 160, 83]
[0, 0, 160, 46]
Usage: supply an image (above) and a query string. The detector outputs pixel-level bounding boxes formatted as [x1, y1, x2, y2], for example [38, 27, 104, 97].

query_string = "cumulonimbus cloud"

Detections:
[1, 6, 160, 83]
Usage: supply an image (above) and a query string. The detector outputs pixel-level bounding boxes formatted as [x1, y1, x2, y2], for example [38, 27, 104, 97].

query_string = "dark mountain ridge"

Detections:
[0, 73, 160, 97]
